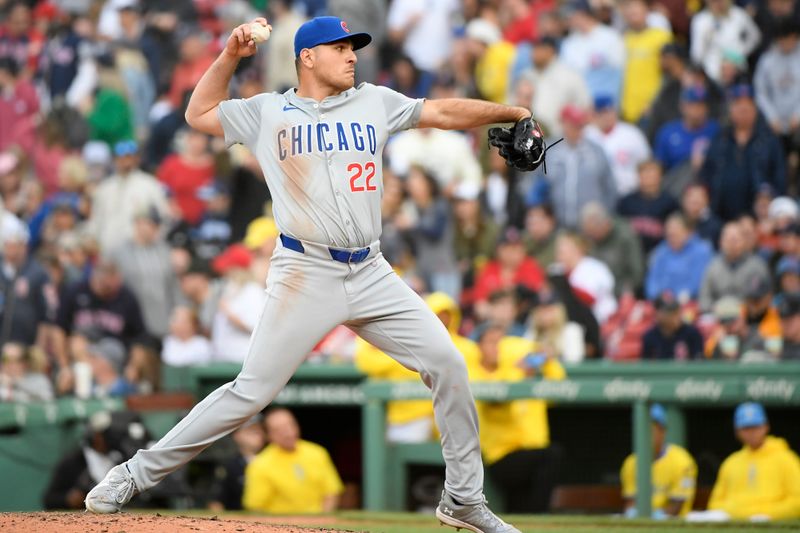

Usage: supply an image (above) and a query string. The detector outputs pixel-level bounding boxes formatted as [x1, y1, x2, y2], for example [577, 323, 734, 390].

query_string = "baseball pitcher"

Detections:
[85, 16, 551, 533]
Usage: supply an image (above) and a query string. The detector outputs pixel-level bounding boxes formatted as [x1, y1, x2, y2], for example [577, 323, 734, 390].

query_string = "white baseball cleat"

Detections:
[436, 490, 522, 533]
[85, 463, 139, 513]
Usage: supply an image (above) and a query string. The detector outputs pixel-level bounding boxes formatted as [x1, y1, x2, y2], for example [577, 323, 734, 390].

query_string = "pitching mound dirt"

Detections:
[0, 512, 349, 533]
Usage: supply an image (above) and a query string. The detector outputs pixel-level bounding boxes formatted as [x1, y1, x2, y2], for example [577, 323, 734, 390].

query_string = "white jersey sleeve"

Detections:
[368, 84, 424, 135]
[218, 94, 270, 147]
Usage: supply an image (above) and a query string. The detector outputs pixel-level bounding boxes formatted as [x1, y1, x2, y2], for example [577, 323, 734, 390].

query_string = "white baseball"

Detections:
[249, 22, 271, 44]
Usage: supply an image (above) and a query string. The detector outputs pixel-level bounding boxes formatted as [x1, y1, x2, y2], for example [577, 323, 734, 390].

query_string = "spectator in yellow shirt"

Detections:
[467, 323, 564, 513]
[620, 404, 697, 518]
[465, 18, 515, 104]
[620, 0, 672, 123]
[243, 408, 343, 514]
[707, 402, 800, 521]
[355, 292, 480, 442]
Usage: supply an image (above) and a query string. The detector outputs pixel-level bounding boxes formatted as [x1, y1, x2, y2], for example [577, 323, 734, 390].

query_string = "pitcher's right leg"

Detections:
[86, 251, 348, 512]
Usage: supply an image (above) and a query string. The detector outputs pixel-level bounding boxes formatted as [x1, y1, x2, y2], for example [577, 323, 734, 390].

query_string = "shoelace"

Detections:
[475, 500, 508, 529]
[109, 472, 136, 504]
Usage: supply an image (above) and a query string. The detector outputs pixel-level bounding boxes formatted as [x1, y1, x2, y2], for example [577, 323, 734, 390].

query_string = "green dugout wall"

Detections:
[1, 363, 798, 512]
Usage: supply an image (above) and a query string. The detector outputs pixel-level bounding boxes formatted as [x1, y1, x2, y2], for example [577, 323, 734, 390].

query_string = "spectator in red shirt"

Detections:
[473, 226, 545, 318]
[502, 0, 556, 44]
[157, 128, 215, 225]
[167, 33, 215, 109]
[0, 58, 39, 152]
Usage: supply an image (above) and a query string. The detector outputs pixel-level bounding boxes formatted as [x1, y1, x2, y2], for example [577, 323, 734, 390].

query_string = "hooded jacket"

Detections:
[466, 335, 566, 464]
[708, 435, 800, 519]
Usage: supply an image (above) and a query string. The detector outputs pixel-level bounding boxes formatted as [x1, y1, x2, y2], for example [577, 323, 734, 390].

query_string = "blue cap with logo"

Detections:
[650, 403, 667, 426]
[294, 16, 372, 57]
[113, 139, 138, 157]
[734, 402, 768, 429]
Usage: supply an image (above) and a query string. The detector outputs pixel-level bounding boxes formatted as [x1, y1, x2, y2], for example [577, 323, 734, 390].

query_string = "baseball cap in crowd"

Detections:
[466, 19, 502, 45]
[1, 215, 29, 245]
[532, 35, 558, 50]
[115, 0, 140, 12]
[660, 42, 688, 60]
[758, 183, 776, 198]
[713, 296, 742, 323]
[197, 181, 229, 201]
[0, 151, 19, 175]
[88, 337, 127, 374]
[654, 291, 680, 312]
[734, 402, 768, 429]
[560, 0, 593, 18]
[593, 94, 615, 112]
[777, 292, 800, 318]
[82, 140, 112, 167]
[294, 16, 372, 57]
[536, 289, 561, 307]
[726, 83, 754, 101]
[744, 275, 772, 300]
[776, 256, 800, 277]
[768, 196, 800, 221]
[560, 105, 589, 126]
[775, 18, 800, 39]
[212, 243, 252, 274]
[681, 86, 708, 103]
[114, 139, 139, 157]
[134, 205, 162, 225]
[244, 217, 279, 250]
[452, 181, 481, 202]
[51, 192, 81, 215]
[498, 226, 524, 246]
[185, 257, 214, 277]
[722, 48, 746, 69]
[650, 404, 667, 427]
[776, 222, 800, 236]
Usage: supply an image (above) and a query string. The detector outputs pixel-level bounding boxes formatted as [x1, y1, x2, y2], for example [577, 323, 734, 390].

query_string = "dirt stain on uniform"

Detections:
[277, 126, 312, 209]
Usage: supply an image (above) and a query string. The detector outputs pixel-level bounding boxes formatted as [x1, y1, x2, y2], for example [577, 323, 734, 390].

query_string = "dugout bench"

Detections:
[361, 362, 800, 517]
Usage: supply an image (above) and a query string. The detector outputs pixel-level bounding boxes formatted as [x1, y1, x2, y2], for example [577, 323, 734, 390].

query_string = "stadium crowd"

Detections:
[0, 0, 799, 519]
[1, 0, 799, 401]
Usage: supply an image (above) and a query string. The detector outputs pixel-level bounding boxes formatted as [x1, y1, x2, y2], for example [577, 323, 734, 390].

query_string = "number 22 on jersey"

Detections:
[347, 162, 376, 192]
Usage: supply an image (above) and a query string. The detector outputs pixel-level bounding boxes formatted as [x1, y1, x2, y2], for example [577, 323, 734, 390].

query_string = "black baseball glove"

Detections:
[488, 116, 561, 173]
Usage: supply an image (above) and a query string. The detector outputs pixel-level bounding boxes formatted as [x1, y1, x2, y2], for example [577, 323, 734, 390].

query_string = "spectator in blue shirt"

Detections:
[641, 292, 704, 360]
[645, 213, 715, 301]
[654, 86, 720, 171]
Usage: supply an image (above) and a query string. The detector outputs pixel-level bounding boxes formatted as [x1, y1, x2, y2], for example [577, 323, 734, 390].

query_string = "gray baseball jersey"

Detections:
[124, 84, 486, 507]
[218, 83, 421, 248]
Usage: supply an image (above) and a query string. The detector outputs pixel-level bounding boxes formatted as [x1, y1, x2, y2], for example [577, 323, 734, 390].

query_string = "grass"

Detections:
[152, 510, 800, 533]
[330, 512, 800, 532]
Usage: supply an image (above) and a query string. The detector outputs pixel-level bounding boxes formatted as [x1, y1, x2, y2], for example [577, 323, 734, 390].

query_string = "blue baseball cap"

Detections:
[593, 94, 615, 112]
[734, 402, 768, 429]
[681, 86, 708, 103]
[113, 139, 138, 157]
[777, 256, 800, 277]
[650, 404, 667, 426]
[727, 83, 754, 101]
[294, 16, 372, 57]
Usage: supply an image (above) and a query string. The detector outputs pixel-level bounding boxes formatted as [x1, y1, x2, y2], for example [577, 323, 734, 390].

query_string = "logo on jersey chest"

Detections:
[277, 122, 377, 161]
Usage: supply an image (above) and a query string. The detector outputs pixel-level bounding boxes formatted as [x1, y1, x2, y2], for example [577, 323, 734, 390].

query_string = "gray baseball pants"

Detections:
[127, 238, 484, 504]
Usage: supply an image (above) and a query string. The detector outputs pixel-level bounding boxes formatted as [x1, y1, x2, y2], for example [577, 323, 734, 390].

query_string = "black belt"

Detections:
[280, 234, 371, 264]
